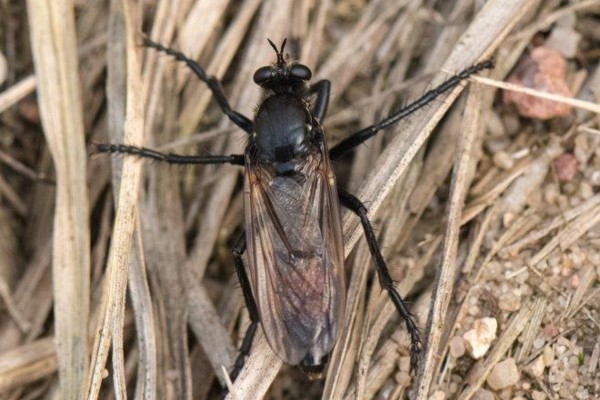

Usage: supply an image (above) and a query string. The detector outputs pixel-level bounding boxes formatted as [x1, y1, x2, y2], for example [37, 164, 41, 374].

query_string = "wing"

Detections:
[243, 144, 345, 365]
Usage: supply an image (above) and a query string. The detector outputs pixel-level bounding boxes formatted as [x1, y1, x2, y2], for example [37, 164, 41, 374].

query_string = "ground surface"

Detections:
[0, 0, 599, 399]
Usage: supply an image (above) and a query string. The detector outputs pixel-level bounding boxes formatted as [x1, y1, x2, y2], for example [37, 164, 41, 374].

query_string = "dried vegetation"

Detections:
[0, 0, 599, 399]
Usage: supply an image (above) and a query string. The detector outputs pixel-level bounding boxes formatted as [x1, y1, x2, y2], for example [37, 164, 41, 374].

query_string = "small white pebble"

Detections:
[533, 338, 545, 349]
[503, 212, 516, 227]
[486, 358, 520, 390]
[527, 355, 546, 377]
[464, 318, 497, 359]
[590, 171, 600, 186]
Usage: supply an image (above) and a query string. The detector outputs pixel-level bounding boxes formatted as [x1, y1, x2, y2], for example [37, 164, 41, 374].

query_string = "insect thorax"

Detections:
[252, 93, 316, 173]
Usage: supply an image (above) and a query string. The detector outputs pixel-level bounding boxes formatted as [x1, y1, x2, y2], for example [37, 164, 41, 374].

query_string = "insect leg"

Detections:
[94, 143, 244, 166]
[309, 80, 331, 121]
[338, 188, 422, 371]
[329, 60, 493, 160]
[230, 233, 260, 381]
[143, 38, 253, 133]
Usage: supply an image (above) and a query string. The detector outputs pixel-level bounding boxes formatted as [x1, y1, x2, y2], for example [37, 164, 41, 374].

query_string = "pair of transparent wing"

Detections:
[243, 143, 345, 365]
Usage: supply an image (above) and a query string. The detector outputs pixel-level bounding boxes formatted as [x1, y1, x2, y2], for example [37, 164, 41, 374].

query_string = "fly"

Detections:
[96, 37, 492, 382]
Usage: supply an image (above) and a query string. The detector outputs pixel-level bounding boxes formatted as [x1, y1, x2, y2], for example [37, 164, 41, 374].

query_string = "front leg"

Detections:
[309, 80, 331, 122]
[338, 188, 422, 371]
[143, 38, 253, 133]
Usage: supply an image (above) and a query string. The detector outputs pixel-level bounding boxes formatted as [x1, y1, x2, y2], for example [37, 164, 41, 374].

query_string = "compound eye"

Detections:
[253, 66, 273, 84]
[290, 64, 312, 81]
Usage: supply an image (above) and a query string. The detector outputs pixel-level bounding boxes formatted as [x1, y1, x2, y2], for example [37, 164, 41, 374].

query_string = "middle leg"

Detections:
[93, 143, 244, 166]
[338, 188, 421, 371]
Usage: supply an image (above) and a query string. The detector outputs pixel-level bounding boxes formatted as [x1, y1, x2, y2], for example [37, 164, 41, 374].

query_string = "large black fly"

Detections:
[96, 37, 492, 382]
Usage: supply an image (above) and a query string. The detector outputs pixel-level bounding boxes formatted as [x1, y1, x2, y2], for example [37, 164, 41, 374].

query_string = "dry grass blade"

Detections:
[0, 337, 56, 391]
[470, 75, 600, 114]
[26, 1, 90, 398]
[86, 0, 145, 397]
[225, 333, 283, 400]
[0, 75, 36, 114]
[415, 82, 486, 398]
[186, 270, 236, 385]
[529, 202, 600, 267]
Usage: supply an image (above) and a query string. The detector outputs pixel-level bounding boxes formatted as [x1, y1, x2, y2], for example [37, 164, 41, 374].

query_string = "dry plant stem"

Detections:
[105, 1, 154, 397]
[470, 75, 600, 114]
[0, 75, 36, 113]
[186, 270, 237, 386]
[128, 224, 157, 400]
[322, 240, 370, 400]
[0, 275, 28, 333]
[517, 297, 548, 363]
[224, 333, 282, 400]
[86, 0, 145, 397]
[357, 300, 396, 399]
[26, 1, 90, 399]
[184, 155, 242, 383]
[0, 206, 29, 331]
[564, 266, 596, 320]
[504, 194, 600, 254]
[143, 0, 182, 140]
[414, 83, 484, 399]
[0, 337, 56, 391]
[529, 202, 600, 267]
[176, 0, 230, 86]
[343, 334, 401, 400]
[0, 173, 26, 216]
